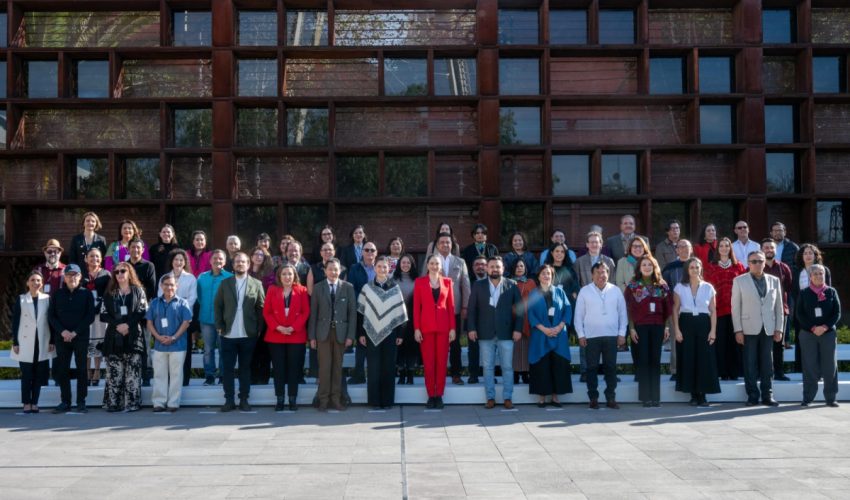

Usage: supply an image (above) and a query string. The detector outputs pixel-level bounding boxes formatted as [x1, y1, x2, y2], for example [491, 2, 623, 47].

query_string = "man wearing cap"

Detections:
[34, 239, 66, 297]
[48, 264, 96, 413]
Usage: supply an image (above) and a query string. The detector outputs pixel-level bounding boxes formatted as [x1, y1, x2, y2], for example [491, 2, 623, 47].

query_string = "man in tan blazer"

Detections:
[731, 250, 785, 407]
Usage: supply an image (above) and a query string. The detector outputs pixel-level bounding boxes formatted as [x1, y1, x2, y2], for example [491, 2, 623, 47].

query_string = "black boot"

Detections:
[289, 397, 298, 411]
[275, 397, 286, 412]
[398, 369, 405, 385]
[406, 369, 414, 385]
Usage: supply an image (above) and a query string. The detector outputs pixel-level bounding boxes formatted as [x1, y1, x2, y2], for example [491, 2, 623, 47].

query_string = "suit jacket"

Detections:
[11, 292, 55, 362]
[466, 278, 524, 341]
[263, 284, 310, 344]
[426, 253, 471, 314]
[308, 280, 357, 343]
[573, 253, 616, 287]
[777, 238, 800, 271]
[731, 273, 785, 336]
[214, 275, 266, 338]
[460, 243, 499, 274]
[606, 234, 649, 261]
[340, 244, 362, 271]
[412, 276, 456, 334]
[68, 233, 108, 268]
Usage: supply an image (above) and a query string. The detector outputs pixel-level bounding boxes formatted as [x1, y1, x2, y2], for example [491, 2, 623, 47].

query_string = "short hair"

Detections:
[86, 247, 103, 259]
[771, 221, 786, 231]
[473, 255, 488, 264]
[665, 219, 681, 231]
[275, 263, 301, 286]
[550, 229, 565, 238]
[761, 238, 776, 247]
[374, 255, 391, 267]
[128, 237, 144, 249]
[167, 248, 189, 271]
[324, 257, 341, 268]
[81, 211, 103, 232]
[471, 223, 488, 236]
[487, 255, 503, 264]
[226, 235, 241, 246]
[586, 231, 603, 243]
[232, 251, 249, 261]
[349, 225, 367, 241]
[747, 250, 765, 261]
[160, 274, 176, 285]
[809, 263, 826, 275]
[621, 214, 636, 224]
[591, 261, 610, 274]
[210, 249, 227, 259]
[257, 232, 271, 242]
[437, 232, 453, 242]
[537, 264, 555, 281]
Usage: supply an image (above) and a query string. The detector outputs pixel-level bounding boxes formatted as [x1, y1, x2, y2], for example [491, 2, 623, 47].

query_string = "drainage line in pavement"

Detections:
[400, 405, 409, 500]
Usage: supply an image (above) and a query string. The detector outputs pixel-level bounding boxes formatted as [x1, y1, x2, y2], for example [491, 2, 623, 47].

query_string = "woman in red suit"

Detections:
[413, 254, 456, 409]
[263, 263, 310, 412]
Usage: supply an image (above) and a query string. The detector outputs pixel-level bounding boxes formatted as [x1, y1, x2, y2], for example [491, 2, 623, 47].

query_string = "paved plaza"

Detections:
[3, 402, 850, 499]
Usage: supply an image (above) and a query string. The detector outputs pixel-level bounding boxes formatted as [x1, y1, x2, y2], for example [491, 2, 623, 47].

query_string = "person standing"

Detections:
[791, 244, 833, 373]
[460, 223, 499, 277]
[527, 265, 572, 408]
[49, 264, 95, 413]
[731, 220, 760, 265]
[149, 224, 179, 281]
[11, 271, 54, 414]
[340, 225, 367, 271]
[510, 259, 536, 385]
[308, 259, 356, 411]
[574, 262, 628, 409]
[68, 212, 108, 269]
[146, 275, 192, 412]
[704, 238, 746, 381]
[573, 232, 615, 382]
[503, 231, 538, 281]
[196, 250, 232, 385]
[693, 223, 718, 265]
[158, 249, 198, 387]
[82, 248, 110, 387]
[105, 219, 149, 271]
[224, 235, 241, 272]
[762, 239, 792, 381]
[537, 229, 577, 271]
[413, 255, 456, 409]
[187, 230, 213, 278]
[732, 251, 785, 407]
[346, 241, 379, 385]
[662, 239, 694, 381]
[214, 252, 266, 412]
[394, 255, 419, 385]
[386, 237, 405, 274]
[467, 256, 524, 410]
[433, 233, 473, 385]
[128, 238, 157, 387]
[425, 222, 461, 257]
[615, 238, 652, 291]
[606, 215, 650, 261]
[34, 239, 66, 297]
[770, 221, 799, 271]
[654, 219, 681, 270]
[795, 264, 841, 407]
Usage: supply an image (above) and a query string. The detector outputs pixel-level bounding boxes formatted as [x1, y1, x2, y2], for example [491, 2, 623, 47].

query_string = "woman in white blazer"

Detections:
[11, 271, 55, 413]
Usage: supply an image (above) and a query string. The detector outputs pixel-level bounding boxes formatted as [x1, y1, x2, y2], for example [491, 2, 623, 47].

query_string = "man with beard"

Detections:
[762, 239, 792, 381]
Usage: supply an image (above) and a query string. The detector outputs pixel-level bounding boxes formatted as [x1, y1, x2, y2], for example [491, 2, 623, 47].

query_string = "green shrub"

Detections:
[837, 326, 850, 344]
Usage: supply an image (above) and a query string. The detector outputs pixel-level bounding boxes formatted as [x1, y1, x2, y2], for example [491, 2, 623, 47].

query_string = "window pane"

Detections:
[23, 12, 160, 48]
[120, 59, 212, 98]
[238, 59, 277, 97]
[699, 57, 732, 93]
[651, 202, 688, 247]
[287, 108, 328, 147]
[501, 203, 544, 246]
[75, 60, 109, 98]
[813, 56, 844, 93]
[700, 105, 733, 144]
[434, 58, 477, 96]
[498, 10, 538, 45]
[384, 59, 427, 96]
[550, 10, 587, 44]
[0, 62, 6, 97]
[124, 158, 160, 199]
[649, 57, 684, 94]
[27, 61, 58, 98]
[601, 154, 638, 195]
[817, 201, 846, 243]
[762, 56, 796, 94]
[237, 108, 278, 147]
[336, 157, 378, 197]
[73, 158, 109, 200]
[334, 10, 475, 47]
[0, 14, 7, 48]
[599, 10, 635, 44]
[169, 156, 212, 199]
[499, 59, 539, 95]
[764, 105, 796, 143]
[700, 201, 737, 236]
[763, 9, 794, 44]
[236, 206, 277, 247]
[173, 109, 212, 148]
[766, 152, 796, 194]
[170, 206, 212, 248]
[385, 157, 427, 197]
[499, 107, 540, 145]
[239, 11, 277, 46]
[286, 11, 328, 46]
[286, 205, 329, 256]
[173, 11, 211, 46]
[552, 155, 590, 196]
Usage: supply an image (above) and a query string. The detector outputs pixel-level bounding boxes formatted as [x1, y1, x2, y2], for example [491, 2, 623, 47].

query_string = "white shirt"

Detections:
[574, 282, 628, 339]
[732, 239, 760, 266]
[158, 270, 198, 309]
[488, 278, 503, 306]
[674, 282, 715, 315]
[440, 253, 451, 277]
[226, 275, 248, 339]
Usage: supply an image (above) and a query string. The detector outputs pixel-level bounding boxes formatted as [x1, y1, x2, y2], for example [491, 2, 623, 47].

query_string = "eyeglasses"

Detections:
[45, 250, 60, 255]
[749, 260, 765, 264]
[115, 269, 129, 274]
[363, 248, 377, 253]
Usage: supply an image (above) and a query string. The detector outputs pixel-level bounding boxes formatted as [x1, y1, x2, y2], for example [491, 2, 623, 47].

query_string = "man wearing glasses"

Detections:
[731, 251, 785, 406]
[732, 221, 760, 265]
[34, 239, 66, 296]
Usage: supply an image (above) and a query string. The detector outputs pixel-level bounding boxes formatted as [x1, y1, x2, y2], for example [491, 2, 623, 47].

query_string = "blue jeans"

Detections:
[201, 323, 219, 378]
[479, 339, 514, 401]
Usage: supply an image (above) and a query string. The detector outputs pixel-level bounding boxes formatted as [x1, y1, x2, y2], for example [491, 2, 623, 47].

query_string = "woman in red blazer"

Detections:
[263, 264, 310, 411]
[413, 254, 456, 409]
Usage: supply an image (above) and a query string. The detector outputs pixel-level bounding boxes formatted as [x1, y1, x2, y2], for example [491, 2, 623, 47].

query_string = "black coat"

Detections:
[460, 243, 499, 276]
[100, 287, 148, 356]
[466, 278, 524, 341]
[67, 233, 108, 268]
[48, 286, 96, 342]
[795, 287, 841, 334]
[130, 259, 157, 302]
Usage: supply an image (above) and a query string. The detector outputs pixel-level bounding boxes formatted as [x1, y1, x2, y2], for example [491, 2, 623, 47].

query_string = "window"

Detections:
[169, 156, 212, 199]
[550, 10, 587, 45]
[237, 108, 278, 147]
[499, 59, 539, 95]
[287, 108, 328, 147]
[601, 154, 638, 195]
[762, 56, 797, 94]
[651, 202, 688, 246]
[173, 11, 212, 46]
[498, 10, 538, 45]
[552, 155, 590, 196]
[0, 62, 5, 97]
[336, 156, 378, 197]
[501, 203, 544, 245]
[123, 158, 160, 199]
[74, 60, 109, 98]
[385, 157, 427, 197]
[700, 105, 734, 144]
[286, 10, 328, 46]
[649, 57, 685, 94]
[236, 205, 278, 245]
[239, 11, 277, 46]
[0, 13, 6, 48]
[238, 59, 278, 97]
[762, 9, 794, 44]
[766, 152, 796, 194]
[286, 205, 329, 255]
[384, 59, 427, 96]
[599, 10, 635, 44]
[72, 158, 109, 200]
[699, 57, 733, 94]
[170, 206, 212, 247]
[173, 108, 212, 148]
[817, 201, 846, 243]
[26, 61, 58, 98]
[813, 56, 845, 93]
[764, 105, 796, 143]
[700, 201, 737, 236]
[500, 107, 540, 145]
[434, 58, 477, 96]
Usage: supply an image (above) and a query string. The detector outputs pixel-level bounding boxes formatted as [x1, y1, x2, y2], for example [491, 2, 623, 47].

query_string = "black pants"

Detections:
[773, 315, 788, 378]
[584, 336, 618, 402]
[221, 336, 257, 402]
[715, 314, 742, 379]
[800, 330, 838, 403]
[366, 336, 398, 407]
[269, 342, 306, 399]
[55, 336, 89, 405]
[351, 314, 367, 379]
[450, 313, 480, 377]
[635, 324, 664, 403]
[396, 322, 419, 370]
[308, 345, 319, 377]
[183, 303, 201, 385]
[250, 333, 271, 385]
[529, 351, 572, 396]
[743, 332, 774, 402]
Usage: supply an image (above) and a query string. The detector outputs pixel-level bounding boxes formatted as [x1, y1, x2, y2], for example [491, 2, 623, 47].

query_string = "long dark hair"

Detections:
[545, 242, 573, 267]
[631, 255, 664, 285]
[393, 253, 418, 280]
[105, 262, 143, 295]
[189, 230, 209, 254]
[796, 243, 824, 270]
[711, 237, 739, 266]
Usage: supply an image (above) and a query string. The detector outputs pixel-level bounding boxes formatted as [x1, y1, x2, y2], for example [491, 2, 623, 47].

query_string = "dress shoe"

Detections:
[467, 376, 479, 384]
[289, 398, 298, 411]
[239, 400, 253, 412]
[452, 376, 465, 385]
[801, 401, 811, 407]
[745, 400, 759, 407]
[52, 403, 71, 414]
[92, 380, 100, 387]
[318, 404, 328, 412]
[688, 398, 699, 406]
[521, 373, 530, 384]
[203, 376, 215, 386]
[549, 400, 562, 408]
[762, 399, 780, 407]
[503, 399, 514, 410]
[153, 406, 167, 413]
[670, 374, 677, 381]
[333, 402, 347, 411]
[435, 397, 444, 409]
[827, 401, 840, 408]
[606, 400, 620, 410]
[643, 401, 653, 408]
[168, 407, 178, 413]
[74, 403, 88, 413]
[221, 401, 236, 412]
[697, 398, 710, 407]
[275, 398, 286, 412]
[589, 399, 599, 409]
[398, 371, 406, 385]
[406, 374, 414, 385]
[485, 399, 495, 409]
[425, 397, 436, 409]
[537, 401, 547, 408]
[775, 375, 791, 381]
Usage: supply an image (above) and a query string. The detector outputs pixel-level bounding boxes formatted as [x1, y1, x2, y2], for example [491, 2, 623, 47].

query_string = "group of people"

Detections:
[9, 212, 842, 414]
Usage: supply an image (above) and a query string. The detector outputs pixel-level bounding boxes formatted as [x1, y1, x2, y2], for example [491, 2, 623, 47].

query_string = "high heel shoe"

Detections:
[398, 369, 406, 385]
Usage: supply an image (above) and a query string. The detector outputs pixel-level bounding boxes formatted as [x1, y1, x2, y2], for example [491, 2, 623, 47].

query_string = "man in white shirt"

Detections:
[574, 262, 628, 409]
[732, 220, 760, 265]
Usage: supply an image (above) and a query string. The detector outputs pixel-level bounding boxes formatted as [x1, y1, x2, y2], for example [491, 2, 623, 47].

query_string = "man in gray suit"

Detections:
[731, 250, 785, 407]
[606, 214, 649, 261]
[308, 259, 357, 411]
[432, 233, 474, 384]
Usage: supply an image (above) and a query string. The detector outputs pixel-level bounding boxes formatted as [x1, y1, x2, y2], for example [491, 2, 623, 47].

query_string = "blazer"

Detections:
[412, 276, 456, 334]
[48, 286, 96, 342]
[308, 280, 357, 343]
[68, 233, 108, 268]
[795, 287, 841, 335]
[263, 284, 310, 344]
[606, 234, 649, 261]
[460, 242, 499, 275]
[426, 253, 471, 314]
[214, 275, 266, 338]
[777, 238, 800, 271]
[340, 244, 362, 271]
[573, 253, 616, 287]
[11, 292, 55, 363]
[731, 273, 785, 336]
[466, 278, 524, 341]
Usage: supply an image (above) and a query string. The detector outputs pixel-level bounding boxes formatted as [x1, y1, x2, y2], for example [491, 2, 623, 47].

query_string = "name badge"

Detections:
[649, 302, 656, 313]
[815, 307, 823, 318]
[547, 307, 555, 317]
[120, 306, 128, 316]
[44, 284, 51, 293]
[490, 297, 497, 307]
[160, 318, 169, 329]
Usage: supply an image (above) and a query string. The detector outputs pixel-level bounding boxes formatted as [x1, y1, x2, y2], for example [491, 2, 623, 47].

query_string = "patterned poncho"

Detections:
[357, 280, 409, 345]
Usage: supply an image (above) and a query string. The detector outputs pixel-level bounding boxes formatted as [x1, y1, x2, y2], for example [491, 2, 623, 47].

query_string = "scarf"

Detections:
[357, 282, 408, 345]
[626, 280, 667, 302]
[627, 255, 637, 267]
[809, 283, 828, 302]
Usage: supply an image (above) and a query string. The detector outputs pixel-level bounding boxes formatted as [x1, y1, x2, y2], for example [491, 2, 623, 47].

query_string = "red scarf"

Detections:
[809, 283, 828, 302]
